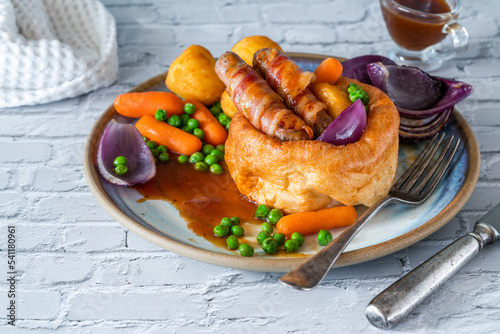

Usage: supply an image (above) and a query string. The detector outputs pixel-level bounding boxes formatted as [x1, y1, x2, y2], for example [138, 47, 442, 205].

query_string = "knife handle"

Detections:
[366, 233, 483, 329]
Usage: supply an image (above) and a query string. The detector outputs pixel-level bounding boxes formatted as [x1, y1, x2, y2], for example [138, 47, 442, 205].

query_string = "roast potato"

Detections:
[231, 35, 283, 65]
[311, 82, 353, 119]
[220, 90, 238, 118]
[166, 45, 225, 105]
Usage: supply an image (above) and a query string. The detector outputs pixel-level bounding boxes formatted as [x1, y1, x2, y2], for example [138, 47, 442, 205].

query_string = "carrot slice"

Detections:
[135, 115, 202, 156]
[314, 58, 343, 85]
[277, 206, 357, 237]
[185, 99, 228, 146]
[114, 92, 184, 118]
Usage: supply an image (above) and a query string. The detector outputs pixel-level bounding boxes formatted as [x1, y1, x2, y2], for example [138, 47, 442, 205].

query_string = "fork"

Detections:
[280, 133, 461, 291]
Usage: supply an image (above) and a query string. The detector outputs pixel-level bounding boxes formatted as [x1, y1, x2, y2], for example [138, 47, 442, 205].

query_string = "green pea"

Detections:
[349, 90, 365, 103]
[157, 145, 168, 154]
[291, 232, 305, 247]
[181, 125, 193, 134]
[167, 114, 182, 128]
[210, 105, 221, 117]
[221, 217, 234, 227]
[216, 144, 225, 152]
[218, 113, 230, 126]
[210, 149, 224, 160]
[261, 222, 273, 234]
[184, 103, 196, 115]
[178, 155, 189, 164]
[284, 239, 299, 253]
[194, 161, 208, 172]
[113, 156, 127, 167]
[230, 217, 240, 225]
[210, 163, 223, 175]
[226, 235, 239, 250]
[318, 229, 333, 246]
[150, 148, 159, 158]
[142, 136, 148, 142]
[212, 101, 221, 109]
[187, 118, 200, 130]
[347, 83, 359, 94]
[155, 109, 167, 122]
[193, 128, 205, 140]
[239, 243, 254, 257]
[262, 238, 278, 254]
[189, 152, 205, 163]
[202, 144, 215, 156]
[225, 122, 230, 132]
[114, 165, 128, 175]
[255, 204, 270, 218]
[180, 114, 191, 126]
[147, 140, 158, 150]
[231, 225, 244, 237]
[360, 91, 369, 105]
[273, 232, 285, 246]
[204, 154, 218, 166]
[267, 208, 283, 225]
[159, 152, 170, 162]
[213, 224, 229, 237]
[257, 231, 272, 245]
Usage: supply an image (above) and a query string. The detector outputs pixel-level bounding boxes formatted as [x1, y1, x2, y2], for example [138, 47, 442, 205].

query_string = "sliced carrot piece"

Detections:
[314, 58, 343, 85]
[277, 206, 357, 237]
[185, 99, 228, 146]
[135, 115, 202, 156]
[114, 92, 184, 118]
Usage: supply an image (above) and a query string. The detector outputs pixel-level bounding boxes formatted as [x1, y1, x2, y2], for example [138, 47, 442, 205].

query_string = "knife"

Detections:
[365, 204, 500, 329]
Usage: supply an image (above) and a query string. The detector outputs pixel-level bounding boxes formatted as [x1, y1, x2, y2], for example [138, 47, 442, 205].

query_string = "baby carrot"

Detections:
[114, 92, 184, 118]
[185, 99, 228, 146]
[135, 115, 202, 156]
[314, 58, 343, 85]
[277, 206, 357, 238]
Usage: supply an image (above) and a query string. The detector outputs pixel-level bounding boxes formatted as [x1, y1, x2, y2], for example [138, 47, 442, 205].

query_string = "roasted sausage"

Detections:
[215, 51, 313, 141]
[253, 48, 333, 138]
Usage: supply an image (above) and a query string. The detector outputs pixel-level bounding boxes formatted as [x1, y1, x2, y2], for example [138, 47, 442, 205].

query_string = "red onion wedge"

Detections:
[317, 99, 367, 145]
[399, 108, 454, 141]
[399, 112, 441, 127]
[367, 62, 473, 118]
[341, 55, 396, 84]
[97, 120, 156, 186]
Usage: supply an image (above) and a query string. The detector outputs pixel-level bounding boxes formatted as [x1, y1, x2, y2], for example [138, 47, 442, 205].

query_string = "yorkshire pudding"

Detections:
[224, 77, 400, 214]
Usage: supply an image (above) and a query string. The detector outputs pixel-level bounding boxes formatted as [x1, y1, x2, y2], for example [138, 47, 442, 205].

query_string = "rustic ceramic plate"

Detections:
[83, 53, 480, 272]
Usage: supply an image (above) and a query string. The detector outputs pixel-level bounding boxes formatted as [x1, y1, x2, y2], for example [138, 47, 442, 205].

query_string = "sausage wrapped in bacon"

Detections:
[215, 51, 313, 141]
[253, 48, 333, 138]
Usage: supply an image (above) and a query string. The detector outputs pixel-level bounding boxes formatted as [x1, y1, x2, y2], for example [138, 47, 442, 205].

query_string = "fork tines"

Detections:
[392, 133, 461, 203]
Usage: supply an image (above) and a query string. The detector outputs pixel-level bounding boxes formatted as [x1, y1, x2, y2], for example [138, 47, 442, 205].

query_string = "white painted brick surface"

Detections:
[1, 0, 499, 332]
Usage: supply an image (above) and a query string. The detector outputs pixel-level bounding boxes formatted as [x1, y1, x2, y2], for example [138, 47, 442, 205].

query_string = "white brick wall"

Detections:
[1, 0, 499, 332]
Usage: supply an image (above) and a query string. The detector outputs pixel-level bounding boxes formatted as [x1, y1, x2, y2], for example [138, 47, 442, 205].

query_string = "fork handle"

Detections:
[280, 196, 395, 291]
[366, 233, 485, 329]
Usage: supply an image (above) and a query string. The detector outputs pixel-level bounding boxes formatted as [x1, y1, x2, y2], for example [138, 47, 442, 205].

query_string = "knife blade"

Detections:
[366, 204, 500, 329]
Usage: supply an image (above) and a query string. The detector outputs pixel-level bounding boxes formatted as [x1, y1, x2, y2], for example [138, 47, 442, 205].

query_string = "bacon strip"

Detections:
[253, 48, 333, 138]
[215, 51, 313, 141]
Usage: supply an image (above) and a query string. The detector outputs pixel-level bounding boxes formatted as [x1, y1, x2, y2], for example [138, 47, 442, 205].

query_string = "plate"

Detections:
[83, 53, 480, 272]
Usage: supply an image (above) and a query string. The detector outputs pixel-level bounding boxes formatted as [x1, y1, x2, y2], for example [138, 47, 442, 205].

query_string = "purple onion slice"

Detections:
[317, 99, 367, 145]
[399, 113, 441, 127]
[367, 62, 473, 118]
[97, 120, 156, 186]
[399, 107, 453, 133]
[397, 76, 473, 118]
[399, 108, 454, 141]
[341, 55, 396, 84]
[367, 63, 444, 110]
